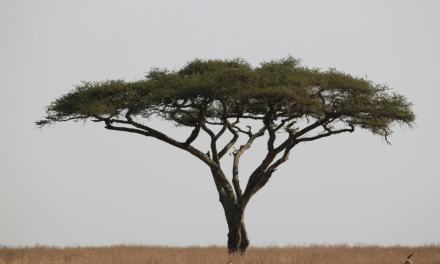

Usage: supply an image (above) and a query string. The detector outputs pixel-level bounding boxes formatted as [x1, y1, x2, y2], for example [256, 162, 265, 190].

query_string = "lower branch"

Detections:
[252, 168, 277, 196]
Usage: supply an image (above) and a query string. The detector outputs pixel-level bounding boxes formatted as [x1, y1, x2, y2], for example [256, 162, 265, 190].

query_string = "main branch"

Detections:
[232, 126, 266, 202]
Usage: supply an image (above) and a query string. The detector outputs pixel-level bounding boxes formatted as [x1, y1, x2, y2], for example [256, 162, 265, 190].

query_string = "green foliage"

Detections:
[36, 56, 415, 139]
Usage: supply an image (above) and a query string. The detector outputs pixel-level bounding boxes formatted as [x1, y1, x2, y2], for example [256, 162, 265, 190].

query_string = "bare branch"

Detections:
[232, 154, 243, 201]
[202, 123, 220, 162]
[217, 102, 241, 160]
[109, 119, 131, 124]
[297, 125, 355, 143]
[185, 123, 202, 145]
[233, 125, 252, 137]
[104, 120, 152, 137]
[273, 115, 301, 132]
[215, 122, 229, 140]
[226, 114, 264, 120]
[123, 113, 199, 154]
[206, 121, 225, 125]
[218, 120, 240, 160]
[263, 105, 277, 155]
[231, 126, 266, 201]
[251, 169, 276, 196]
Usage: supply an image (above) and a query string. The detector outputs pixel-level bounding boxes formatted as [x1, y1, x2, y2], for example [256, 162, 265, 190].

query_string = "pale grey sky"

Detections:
[1, 0, 439, 247]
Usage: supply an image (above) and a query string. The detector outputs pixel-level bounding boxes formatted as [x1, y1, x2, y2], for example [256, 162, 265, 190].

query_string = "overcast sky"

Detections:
[1, 0, 439, 248]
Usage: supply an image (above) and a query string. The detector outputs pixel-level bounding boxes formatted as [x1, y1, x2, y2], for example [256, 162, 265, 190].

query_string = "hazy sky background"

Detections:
[1, 1, 439, 248]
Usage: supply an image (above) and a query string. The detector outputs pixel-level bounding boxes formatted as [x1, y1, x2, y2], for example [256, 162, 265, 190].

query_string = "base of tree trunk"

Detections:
[227, 220, 250, 254]
[239, 223, 250, 253]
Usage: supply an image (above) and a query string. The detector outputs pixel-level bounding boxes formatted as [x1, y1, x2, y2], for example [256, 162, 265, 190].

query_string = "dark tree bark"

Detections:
[225, 204, 249, 254]
[239, 222, 250, 252]
[228, 217, 246, 253]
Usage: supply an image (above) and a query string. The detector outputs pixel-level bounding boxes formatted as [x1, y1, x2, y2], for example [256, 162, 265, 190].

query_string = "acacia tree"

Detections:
[37, 57, 415, 253]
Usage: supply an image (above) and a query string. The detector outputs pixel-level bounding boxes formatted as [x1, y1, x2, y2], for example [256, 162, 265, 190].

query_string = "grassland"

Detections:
[1, 244, 439, 264]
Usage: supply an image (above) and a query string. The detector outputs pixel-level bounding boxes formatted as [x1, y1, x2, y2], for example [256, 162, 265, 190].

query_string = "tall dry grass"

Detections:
[1, 244, 439, 264]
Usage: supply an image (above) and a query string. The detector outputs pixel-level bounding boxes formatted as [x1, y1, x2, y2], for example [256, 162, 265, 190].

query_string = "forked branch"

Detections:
[232, 126, 266, 201]
[218, 120, 240, 159]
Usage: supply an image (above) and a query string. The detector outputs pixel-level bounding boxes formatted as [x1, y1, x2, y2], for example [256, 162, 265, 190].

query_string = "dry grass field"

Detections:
[1, 244, 439, 264]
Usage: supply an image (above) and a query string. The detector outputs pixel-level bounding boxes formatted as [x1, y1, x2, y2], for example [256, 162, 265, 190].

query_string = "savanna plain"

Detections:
[1, 244, 439, 264]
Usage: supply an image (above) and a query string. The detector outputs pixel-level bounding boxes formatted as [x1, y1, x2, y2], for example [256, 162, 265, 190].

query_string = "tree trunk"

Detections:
[239, 222, 250, 253]
[227, 208, 250, 254]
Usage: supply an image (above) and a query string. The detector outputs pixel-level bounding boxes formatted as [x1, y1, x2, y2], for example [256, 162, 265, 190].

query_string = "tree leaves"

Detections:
[36, 56, 415, 141]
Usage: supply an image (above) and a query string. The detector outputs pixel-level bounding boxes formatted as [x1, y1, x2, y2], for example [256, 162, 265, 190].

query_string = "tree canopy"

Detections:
[37, 56, 415, 253]
[37, 57, 414, 141]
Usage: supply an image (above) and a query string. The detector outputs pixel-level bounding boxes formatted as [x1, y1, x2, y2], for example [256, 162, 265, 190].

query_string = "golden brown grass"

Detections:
[1, 244, 439, 264]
